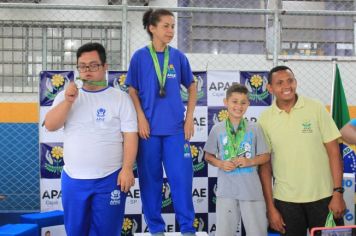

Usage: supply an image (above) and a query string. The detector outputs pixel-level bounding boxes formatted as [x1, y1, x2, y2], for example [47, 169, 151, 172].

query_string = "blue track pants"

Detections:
[61, 170, 127, 236]
[137, 133, 195, 234]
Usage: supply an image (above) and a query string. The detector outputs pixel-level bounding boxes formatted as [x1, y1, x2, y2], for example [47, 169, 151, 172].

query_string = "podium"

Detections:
[134, 233, 208, 236]
[0, 224, 38, 236]
[20, 211, 64, 236]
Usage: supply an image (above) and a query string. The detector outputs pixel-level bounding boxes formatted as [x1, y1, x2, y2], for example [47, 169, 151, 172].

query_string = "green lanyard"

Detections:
[75, 77, 107, 89]
[224, 118, 247, 160]
[148, 42, 169, 97]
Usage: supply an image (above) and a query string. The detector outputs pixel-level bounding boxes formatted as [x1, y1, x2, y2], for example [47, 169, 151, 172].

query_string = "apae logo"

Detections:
[45, 74, 69, 100]
[184, 143, 191, 158]
[212, 109, 258, 124]
[207, 107, 228, 133]
[191, 144, 205, 173]
[44, 146, 64, 175]
[193, 216, 207, 232]
[110, 190, 121, 205]
[212, 184, 217, 205]
[161, 182, 172, 209]
[245, 74, 269, 101]
[213, 109, 229, 125]
[181, 74, 205, 102]
[121, 217, 139, 235]
[167, 64, 176, 79]
[113, 73, 128, 92]
[96, 108, 106, 121]
[241, 71, 271, 106]
[208, 178, 217, 212]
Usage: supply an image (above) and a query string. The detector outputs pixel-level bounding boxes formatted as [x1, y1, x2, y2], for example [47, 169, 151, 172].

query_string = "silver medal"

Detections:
[74, 79, 83, 89]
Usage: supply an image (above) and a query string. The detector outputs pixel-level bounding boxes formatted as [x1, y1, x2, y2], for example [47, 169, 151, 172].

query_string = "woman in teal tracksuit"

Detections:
[125, 8, 197, 236]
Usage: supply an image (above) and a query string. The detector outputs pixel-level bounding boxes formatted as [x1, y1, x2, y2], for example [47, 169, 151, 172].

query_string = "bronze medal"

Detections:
[159, 88, 166, 97]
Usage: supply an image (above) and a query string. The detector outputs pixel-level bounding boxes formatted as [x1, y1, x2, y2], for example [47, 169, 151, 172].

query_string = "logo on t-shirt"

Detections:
[96, 108, 106, 121]
[110, 189, 121, 205]
[184, 143, 191, 158]
[301, 120, 313, 133]
[239, 141, 252, 158]
[221, 133, 254, 174]
[166, 64, 176, 79]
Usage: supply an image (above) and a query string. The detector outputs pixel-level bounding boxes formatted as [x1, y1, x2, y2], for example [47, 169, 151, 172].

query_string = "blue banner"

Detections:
[108, 71, 128, 92]
[181, 71, 207, 106]
[240, 71, 271, 106]
[40, 142, 64, 179]
[39, 71, 74, 106]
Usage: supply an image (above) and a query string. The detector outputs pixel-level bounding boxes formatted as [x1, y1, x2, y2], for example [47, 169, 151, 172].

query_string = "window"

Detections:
[0, 21, 121, 93]
[178, 0, 268, 54]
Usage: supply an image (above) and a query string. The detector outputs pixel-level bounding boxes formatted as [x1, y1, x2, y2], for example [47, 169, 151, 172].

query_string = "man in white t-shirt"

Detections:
[45, 42, 138, 236]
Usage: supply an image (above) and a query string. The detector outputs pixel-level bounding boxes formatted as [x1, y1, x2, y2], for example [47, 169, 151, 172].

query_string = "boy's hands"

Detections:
[219, 157, 254, 171]
[65, 82, 78, 103]
[219, 160, 237, 171]
[232, 157, 253, 168]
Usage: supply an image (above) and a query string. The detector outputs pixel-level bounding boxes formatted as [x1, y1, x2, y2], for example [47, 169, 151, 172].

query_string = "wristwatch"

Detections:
[333, 187, 345, 194]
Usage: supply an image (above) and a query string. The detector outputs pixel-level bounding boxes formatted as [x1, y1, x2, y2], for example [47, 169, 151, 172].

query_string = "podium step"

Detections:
[0, 224, 38, 236]
[134, 233, 208, 236]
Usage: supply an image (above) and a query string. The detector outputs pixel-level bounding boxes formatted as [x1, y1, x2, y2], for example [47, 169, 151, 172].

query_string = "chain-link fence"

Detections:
[0, 123, 39, 212]
[1, 0, 356, 213]
[0, 0, 355, 104]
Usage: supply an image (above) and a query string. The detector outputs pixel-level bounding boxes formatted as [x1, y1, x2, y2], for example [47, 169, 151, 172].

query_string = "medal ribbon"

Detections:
[224, 118, 247, 160]
[76, 77, 107, 87]
[148, 42, 169, 94]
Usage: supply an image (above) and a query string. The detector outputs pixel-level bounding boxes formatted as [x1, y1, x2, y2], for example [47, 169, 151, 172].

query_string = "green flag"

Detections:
[331, 64, 350, 129]
[331, 64, 356, 202]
